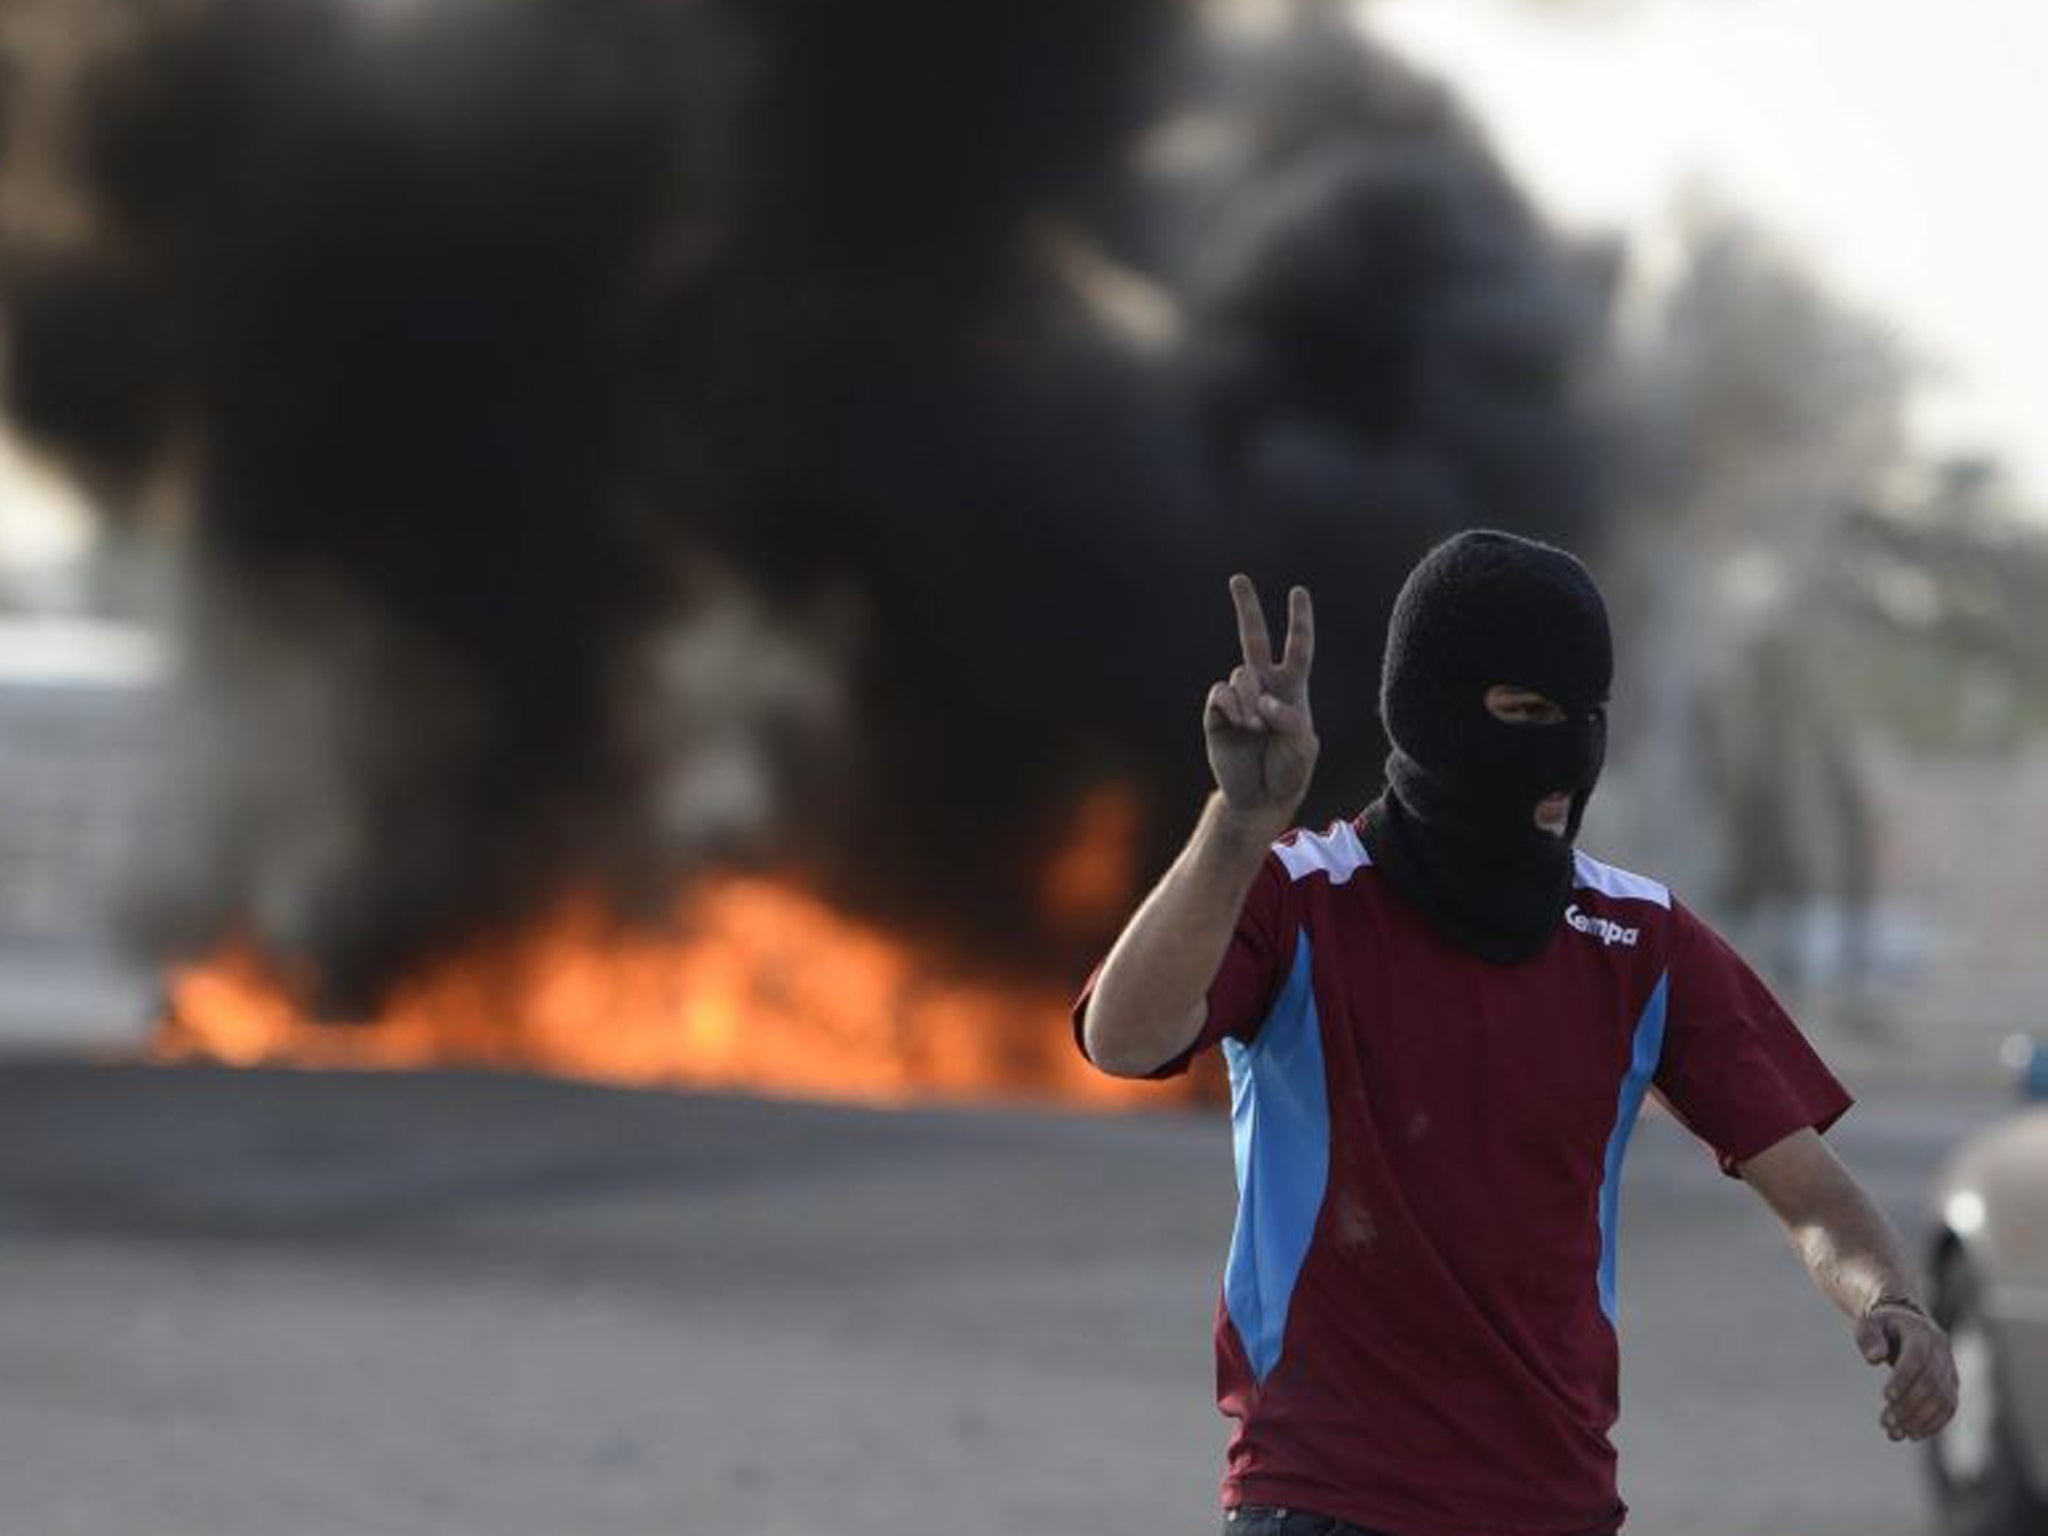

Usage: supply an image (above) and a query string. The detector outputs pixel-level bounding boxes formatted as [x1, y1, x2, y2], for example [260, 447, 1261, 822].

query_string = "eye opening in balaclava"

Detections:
[1360, 528, 1613, 962]
[1478, 683, 1609, 838]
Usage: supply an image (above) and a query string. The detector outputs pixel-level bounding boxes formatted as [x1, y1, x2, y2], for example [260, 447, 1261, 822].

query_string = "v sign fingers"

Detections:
[1207, 574, 1322, 821]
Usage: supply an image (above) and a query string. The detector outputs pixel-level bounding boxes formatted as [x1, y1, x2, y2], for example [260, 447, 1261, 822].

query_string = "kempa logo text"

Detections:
[1565, 903, 1639, 948]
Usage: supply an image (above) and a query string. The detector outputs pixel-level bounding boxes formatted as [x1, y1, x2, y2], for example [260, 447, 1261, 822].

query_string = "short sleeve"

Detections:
[1654, 901, 1855, 1177]
[1071, 849, 1296, 1080]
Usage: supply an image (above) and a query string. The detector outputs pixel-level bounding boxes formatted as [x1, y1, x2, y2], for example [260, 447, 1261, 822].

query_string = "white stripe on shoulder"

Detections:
[1572, 849, 1671, 909]
[1273, 819, 1373, 886]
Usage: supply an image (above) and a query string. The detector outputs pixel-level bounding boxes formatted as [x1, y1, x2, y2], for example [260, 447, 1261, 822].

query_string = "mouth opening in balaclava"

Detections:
[1359, 528, 1612, 963]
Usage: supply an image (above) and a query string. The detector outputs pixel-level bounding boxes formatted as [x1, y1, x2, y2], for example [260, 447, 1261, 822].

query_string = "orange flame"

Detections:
[155, 788, 1215, 1110]
[1040, 782, 1147, 938]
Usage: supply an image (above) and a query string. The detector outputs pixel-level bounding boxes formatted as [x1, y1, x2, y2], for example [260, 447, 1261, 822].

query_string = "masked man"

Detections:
[1075, 531, 1958, 1536]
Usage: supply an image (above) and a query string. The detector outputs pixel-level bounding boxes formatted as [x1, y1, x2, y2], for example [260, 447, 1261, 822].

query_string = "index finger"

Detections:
[1229, 574, 1274, 673]
[1277, 585, 1314, 685]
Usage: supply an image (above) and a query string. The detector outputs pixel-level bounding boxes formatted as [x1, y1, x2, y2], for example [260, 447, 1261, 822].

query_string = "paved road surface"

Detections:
[0, 1062, 2010, 1536]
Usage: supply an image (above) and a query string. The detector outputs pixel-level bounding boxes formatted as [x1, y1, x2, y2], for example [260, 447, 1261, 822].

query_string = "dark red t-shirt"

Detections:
[1072, 815, 1853, 1536]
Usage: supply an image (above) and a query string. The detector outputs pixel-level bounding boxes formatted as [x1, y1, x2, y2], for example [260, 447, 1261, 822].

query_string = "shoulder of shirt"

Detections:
[1269, 817, 1372, 886]
[1571, 847, 1672, 910]
[1262, 828, 1677, 909]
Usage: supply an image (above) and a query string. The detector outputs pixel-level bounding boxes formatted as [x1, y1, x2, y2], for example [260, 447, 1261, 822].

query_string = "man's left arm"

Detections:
[1738, 1127, 1960, 1443]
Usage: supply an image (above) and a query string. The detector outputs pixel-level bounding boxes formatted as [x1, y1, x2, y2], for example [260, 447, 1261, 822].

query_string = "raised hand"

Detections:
[1204, 574, 1319, 824]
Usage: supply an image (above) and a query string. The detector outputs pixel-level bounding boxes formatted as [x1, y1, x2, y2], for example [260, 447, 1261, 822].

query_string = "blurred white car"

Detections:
[1926, 1035, 2048, 1536]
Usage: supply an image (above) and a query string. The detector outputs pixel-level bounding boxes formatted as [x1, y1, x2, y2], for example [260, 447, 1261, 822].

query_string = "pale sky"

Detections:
[1372, 0, 2048, 499]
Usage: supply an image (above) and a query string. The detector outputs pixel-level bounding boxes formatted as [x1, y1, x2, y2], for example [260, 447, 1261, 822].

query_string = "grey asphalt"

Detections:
[0, 1060, 2009, 1536]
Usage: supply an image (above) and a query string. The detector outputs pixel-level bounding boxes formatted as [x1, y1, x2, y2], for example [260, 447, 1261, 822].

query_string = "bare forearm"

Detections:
[1783, 1189, 1923, 1321]
[1743, 1132, 1925, 1320]
[1081, 792, 1286, 1076]
[1739, 1116, 1959, 1440]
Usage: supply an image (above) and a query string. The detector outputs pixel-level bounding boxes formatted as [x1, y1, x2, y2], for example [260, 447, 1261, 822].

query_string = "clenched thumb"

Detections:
[1855, 1316, 1894, 1367]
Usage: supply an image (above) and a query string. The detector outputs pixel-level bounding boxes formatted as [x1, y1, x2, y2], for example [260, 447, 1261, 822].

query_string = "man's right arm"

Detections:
[1080, 794, 1287, 1077]
[1081, 573, 1318, 1078]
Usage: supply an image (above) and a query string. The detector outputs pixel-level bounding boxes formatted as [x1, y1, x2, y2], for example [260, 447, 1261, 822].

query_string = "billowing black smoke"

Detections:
[0, 0, 1609, 1008]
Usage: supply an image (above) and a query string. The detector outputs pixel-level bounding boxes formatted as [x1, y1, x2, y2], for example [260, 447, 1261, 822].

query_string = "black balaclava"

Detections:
[1359, 529, 1612, 963]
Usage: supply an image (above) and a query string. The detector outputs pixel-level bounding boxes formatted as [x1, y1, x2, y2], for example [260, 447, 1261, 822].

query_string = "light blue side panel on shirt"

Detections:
[1597, 970, 1670, 1325]
[1222, 931, 1330, 1383]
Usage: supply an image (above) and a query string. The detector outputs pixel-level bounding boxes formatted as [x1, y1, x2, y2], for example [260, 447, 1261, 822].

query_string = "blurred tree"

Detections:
[1597, 205, 1911, 1030]
[1602, 206, 2048, 1034]
[1820, 463, 2048, 751]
